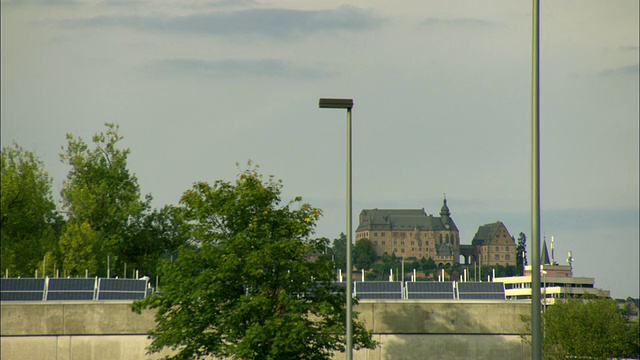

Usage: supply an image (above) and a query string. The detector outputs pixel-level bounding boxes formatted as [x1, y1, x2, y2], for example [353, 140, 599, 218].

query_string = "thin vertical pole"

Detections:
[345, 107, 353, 360]
[531, 0, 542, 359]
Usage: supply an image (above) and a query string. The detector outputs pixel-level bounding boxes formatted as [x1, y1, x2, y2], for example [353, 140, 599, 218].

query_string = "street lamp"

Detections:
[319, 98, 354, 360]
[531, 0, 543, 359]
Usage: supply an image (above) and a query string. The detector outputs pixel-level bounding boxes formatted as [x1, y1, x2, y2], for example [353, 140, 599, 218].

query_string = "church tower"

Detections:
[440, 195, 455, 232]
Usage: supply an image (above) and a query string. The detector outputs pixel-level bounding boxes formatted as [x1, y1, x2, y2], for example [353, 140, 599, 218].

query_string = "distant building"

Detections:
[493, 239, 610, 303]
[467, 221, 517, 267]
[355, 197, 517, 267]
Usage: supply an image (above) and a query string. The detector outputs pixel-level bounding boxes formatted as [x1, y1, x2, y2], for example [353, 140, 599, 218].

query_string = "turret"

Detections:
[440, 194, 451, 219]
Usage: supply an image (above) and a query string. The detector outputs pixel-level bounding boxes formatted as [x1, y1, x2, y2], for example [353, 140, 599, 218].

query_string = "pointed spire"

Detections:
[440, 193, 451, 218]
[540, 237, 551, 265]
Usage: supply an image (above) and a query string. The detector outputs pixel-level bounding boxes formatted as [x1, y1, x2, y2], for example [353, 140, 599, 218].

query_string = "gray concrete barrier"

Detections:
[1, 300, 532, 360]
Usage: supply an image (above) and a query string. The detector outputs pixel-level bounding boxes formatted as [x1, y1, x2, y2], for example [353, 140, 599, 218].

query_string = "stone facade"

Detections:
[471, 221, 517, 267]
[355, 198, 516, 267]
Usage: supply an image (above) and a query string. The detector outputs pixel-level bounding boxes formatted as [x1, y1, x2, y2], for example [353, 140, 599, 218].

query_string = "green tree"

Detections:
[353, 238, 377, 270]
[58, 220, 100, 276]
[133, 166, 376, 360]
[516, 232, 527, 275]
[422, 256, 437, 271]
[1, 142, 61, 276]
[123, 205, 189, 279]
[59, 123, 151, 275]
[523, 297, 639, 359]
[330, 233, 347, 272]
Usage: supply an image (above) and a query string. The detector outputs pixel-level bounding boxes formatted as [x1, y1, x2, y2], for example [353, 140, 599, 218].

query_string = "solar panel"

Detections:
[0, 278, 46, 301]
[354, 281, 403, 300]
[457, 282, 504, 293]
[457, 282, 505, 300]
[406, 281, 455, 300]
[46, 278, 97, 301]
[97, 278, 148, 301]
[458, 293, 505, 300]
[99, 279, 147, 292]
[97, 291, 146, 300]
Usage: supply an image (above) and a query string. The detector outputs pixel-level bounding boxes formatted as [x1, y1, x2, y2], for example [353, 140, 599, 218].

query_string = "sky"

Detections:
[1, 0, 638, 299]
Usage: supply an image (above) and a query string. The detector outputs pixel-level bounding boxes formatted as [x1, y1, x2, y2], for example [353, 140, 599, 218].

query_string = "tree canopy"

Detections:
[133, 166, 376, 359]
[353, 238, 377, 270]
[516, 232, 527, 275]
[523, 297, 639, 360]
[1, 142, 61, 276]
[59, 123, 153, 276]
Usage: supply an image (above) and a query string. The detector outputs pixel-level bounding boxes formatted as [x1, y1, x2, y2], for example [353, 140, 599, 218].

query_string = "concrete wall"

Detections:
[1, 300, 532, 360]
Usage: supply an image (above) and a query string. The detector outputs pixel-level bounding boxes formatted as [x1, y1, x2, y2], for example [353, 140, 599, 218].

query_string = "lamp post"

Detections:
[531, 0, 543, 359]
[318, 98, 354, 360]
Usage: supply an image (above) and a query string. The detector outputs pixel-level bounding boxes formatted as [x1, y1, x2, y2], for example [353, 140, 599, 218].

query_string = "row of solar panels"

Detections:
[0, 277, 150, 302]
[349, 281, 506, 300]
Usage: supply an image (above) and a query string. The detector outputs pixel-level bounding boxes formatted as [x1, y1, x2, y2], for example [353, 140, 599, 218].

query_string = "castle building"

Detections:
[355, 197, 517, 267]
[461, 221, 517, 267]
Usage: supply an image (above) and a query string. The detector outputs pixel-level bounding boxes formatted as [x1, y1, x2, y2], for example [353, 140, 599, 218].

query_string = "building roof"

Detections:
[471, 222, 505, 246]
[356, 199, 459, 233]
[540, 239, 552, 265]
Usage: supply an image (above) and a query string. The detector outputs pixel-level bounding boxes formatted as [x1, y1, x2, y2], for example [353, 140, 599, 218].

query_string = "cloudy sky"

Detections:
[2, 0, 638, 298]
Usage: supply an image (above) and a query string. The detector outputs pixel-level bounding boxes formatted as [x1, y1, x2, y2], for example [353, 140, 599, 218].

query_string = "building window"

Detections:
[495, 254, 500, 260]
[374, 232, 378, 237]
[411, 241, 415, 245]
[381, 232, 386, 237]
[401, 248, 405, 253]
[401, 241, 405, 245]
[393, 248, 397, 253]
[505, 254, 510, 260]
[394, 240, 398, 245]
[381, 241, 385, 246]
[373, 241, 378, 246]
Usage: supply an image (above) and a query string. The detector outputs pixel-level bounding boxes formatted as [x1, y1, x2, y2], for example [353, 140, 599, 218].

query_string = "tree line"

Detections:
[2, 123, 187, 280]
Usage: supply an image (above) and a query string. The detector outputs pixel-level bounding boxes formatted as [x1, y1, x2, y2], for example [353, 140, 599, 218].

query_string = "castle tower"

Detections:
[440, 194, 451, 219]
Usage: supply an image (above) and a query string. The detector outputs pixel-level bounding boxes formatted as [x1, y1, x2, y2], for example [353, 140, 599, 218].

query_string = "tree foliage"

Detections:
[516, 232, 527, 275]
[59, 123, 151, 275]
[523, 297, 639, 360]
[1, 142, 61, 276]
[133, 166, 376, 360]
[353, 238, 377, 270]
[329, 233, 347, 272]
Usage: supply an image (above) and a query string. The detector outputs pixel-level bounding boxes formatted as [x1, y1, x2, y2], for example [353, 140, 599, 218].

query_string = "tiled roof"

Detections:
[356, 208, 459, 233]
[471, 222, 503, 246]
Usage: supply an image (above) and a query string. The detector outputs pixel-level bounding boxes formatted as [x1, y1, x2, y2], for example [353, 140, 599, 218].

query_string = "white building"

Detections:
[493, 239, 609, 304]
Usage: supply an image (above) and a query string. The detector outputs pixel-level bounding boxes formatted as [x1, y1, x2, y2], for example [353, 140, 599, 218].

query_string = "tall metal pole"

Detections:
[345, 107, 353, 360]
[319, 98, 354, 359]
[531, 0, 542, 359]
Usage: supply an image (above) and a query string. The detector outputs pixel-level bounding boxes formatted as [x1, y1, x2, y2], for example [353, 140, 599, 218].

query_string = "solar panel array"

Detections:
[1, 277, 507, 301]
[406, 281, 456, 299]
[0, 277, 149, 302]
[0, 278, 46, 301]
[354, 281, 403, 299]
[97, 279, 147, 300]
[47, 278, 96, 301]
[457, 282, 506, 300]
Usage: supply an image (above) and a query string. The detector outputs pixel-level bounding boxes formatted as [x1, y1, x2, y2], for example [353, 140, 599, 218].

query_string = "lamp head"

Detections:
[319, 98, 353, 109]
